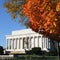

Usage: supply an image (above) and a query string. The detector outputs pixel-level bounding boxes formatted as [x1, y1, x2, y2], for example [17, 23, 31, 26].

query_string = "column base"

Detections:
[6, 49, 25, 54]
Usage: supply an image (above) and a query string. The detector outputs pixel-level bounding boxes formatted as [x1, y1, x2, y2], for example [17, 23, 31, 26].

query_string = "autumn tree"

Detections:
[4, 0, 60, 41]
[22, 0, 60, 58]
[4, 0, 60, 59]
[4, 0, 29, 28]
[22, 0, 60, 41]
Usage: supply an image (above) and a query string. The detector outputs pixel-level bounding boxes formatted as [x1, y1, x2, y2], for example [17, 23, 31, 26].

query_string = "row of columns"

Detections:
[6, 36, 51, 50]
[6, 38, 23, 50]
[42, 37, 50, 49]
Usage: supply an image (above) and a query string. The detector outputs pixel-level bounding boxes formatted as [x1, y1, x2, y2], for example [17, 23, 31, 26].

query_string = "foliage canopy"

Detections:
[4, 0, 60, 41]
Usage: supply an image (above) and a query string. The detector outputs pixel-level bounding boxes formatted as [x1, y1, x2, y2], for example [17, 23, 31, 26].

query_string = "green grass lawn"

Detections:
[0, 55, 59, 60]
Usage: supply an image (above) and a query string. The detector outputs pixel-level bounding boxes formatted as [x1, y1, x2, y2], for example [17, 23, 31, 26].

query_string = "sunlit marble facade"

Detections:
[6, 29, 53, 54]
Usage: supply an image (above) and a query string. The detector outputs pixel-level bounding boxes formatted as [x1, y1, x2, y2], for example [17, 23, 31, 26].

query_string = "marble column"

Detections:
[42, 37, 43, 49]
[14, 39, 15, 49]
[12, 39, 14, 49]
[9, 39, 11, 49]
[22, 38, 23, 49]
[48, 38, 50, 49]
[33, 36, 35, 48]
[39, 36, 42, 48]
[14, 38, 17, 49]
[24, 37, 27, 49]
[15, 38, 17, 49]
[46, 38, 47, 48]
[41, 36, 44, 49]
[34, 37, 37, 47]
[29, 37, 31, 49]
[31, 37, 34, 48]
[8, 39, 9, 49]
[46, 38, 48, 48]
[20, 38, 23, 49]
[30, 37, 32, 49]
[44, 37, 46, 48]
[11, 39, 13, 49]
[16, 38, 19, 49]
[6, 39, 8, 49]
[47, 38, 50, 49]
[17, 38, 19, 49]
[35, 36, 38, 47]
[23, 38, 25, 49]
[18, 39, 20, 49]
[26, 37, 29, 49]
[10, 39, 12, 49]
[19, 38, 20, 49]
[38, 36, 39, 47]
[43, 37, 45, 48]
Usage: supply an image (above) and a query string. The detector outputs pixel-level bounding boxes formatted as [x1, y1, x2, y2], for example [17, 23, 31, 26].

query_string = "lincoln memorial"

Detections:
[6, 29, 54, 54]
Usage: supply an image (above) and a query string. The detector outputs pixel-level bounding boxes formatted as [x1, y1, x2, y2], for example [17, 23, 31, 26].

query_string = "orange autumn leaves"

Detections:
[22, 0, 60, 41]
[56, 2, 60, 11]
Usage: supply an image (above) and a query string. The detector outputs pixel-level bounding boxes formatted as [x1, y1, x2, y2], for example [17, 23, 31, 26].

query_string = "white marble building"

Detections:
[6, 29, 53, 54]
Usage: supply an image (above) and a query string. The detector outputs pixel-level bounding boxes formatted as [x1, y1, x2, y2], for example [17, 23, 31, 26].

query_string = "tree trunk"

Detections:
[57, 42, 60, 60]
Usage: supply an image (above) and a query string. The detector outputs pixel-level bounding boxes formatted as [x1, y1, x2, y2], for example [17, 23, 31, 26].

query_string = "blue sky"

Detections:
[0, 0, 26, 48]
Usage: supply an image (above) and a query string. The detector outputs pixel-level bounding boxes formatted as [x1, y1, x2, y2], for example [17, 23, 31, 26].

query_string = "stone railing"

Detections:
[0, 55, 14, 59]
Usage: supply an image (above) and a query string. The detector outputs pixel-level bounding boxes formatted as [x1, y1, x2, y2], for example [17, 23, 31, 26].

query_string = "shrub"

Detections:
[0, 46, 4, 54]
[26, 47, 42, 55]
